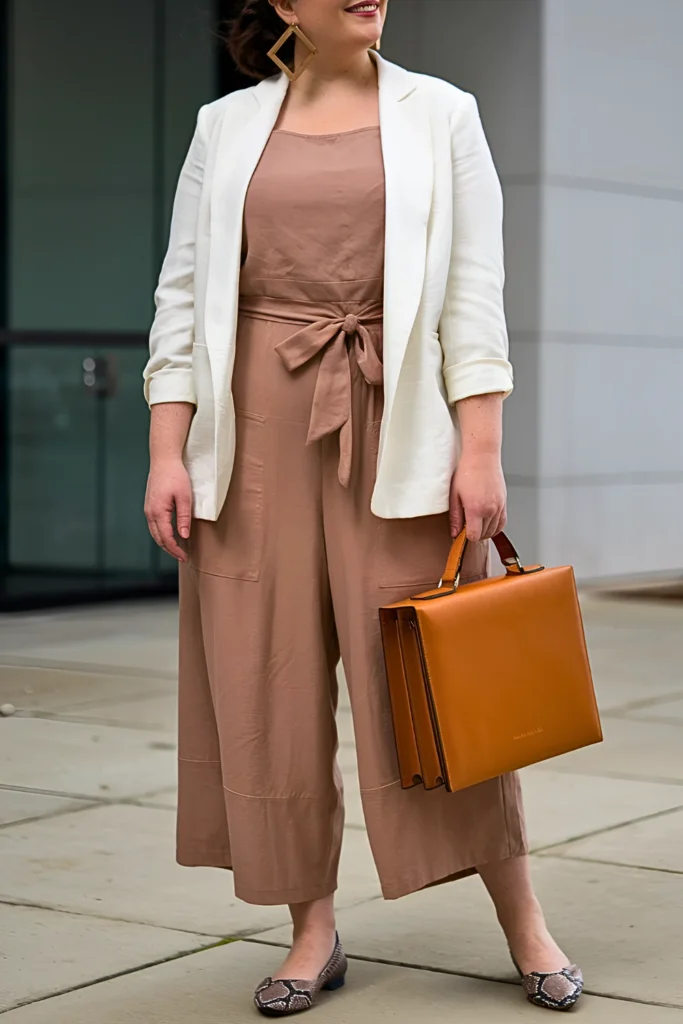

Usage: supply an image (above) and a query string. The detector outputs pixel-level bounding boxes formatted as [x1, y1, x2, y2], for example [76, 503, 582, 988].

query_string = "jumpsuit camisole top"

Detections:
[238, 126, 386, 488]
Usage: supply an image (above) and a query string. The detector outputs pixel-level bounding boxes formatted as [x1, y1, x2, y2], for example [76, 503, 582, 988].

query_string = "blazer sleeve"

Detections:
[143, 106, 207, 408]
[439, 93, 514, 404]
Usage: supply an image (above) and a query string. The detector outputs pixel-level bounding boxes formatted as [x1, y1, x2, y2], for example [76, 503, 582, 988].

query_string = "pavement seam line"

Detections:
[538, 852, 683, 876]
[128, 801, 176, 812]
[530, 801, 683, 854]
[0, 654, 177, 680]
[0, 801, 99, 831]
[0, 783, 177, 807]
[542, 767, 683, 787]
[2, 712, 179, 739]
[0, 893, 383, 939]
[598, 687, 683, 715]
[241, 939, 683, 1011]
[608, 712, 683, 727]
[13, 708, 178, 731]
[0, 938, 236, 1016]
[0, 896, 233, 939]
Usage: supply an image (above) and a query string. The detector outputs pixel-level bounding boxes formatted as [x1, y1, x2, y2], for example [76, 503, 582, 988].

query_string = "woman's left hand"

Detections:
[449, 452, 507, 542]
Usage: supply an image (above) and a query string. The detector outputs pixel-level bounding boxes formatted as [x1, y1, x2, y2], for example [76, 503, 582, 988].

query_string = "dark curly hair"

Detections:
[226, 0, 295, 81]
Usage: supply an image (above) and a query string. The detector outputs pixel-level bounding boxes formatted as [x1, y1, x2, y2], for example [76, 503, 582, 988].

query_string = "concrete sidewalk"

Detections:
[1, 594, 682, 1021]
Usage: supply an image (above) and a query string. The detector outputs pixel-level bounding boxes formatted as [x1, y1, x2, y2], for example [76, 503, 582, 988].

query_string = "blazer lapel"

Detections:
[204, 73, 289, 397]
[375, 54, 434, 415]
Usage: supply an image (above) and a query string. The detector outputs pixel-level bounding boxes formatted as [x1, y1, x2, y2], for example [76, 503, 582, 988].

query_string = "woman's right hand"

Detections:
[144, 459, 193, 562]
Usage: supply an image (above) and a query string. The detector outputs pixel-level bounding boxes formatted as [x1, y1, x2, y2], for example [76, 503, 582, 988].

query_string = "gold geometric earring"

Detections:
[267, 23, 318, 83]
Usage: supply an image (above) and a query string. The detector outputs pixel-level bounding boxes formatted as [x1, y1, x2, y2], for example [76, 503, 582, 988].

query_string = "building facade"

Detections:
[1, 0, 680, 608]
[383, 0, 683, 581]
[0, 0, 236, 608]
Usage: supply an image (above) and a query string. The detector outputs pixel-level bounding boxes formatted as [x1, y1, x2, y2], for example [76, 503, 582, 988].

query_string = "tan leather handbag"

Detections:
[379, 529, 602, 793]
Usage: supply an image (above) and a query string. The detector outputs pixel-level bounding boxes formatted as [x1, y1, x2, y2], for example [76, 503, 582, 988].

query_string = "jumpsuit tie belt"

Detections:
[239, 296, 384, 487]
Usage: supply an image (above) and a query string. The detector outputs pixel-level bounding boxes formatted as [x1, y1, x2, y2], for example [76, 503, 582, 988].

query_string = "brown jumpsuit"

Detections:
[177, 126, 527, 905]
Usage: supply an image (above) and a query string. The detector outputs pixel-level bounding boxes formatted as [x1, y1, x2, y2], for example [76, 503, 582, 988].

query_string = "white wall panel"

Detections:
[544, 0, 683, 190]
[541, 186, 683, 338]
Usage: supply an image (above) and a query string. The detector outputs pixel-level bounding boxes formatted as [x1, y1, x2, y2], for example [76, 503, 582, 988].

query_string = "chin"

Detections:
[350, 25, 382, 48]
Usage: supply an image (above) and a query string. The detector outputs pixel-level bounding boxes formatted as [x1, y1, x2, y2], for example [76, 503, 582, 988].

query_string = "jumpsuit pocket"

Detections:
[368, 421, 451, 590]
[376, 512, 453, 590]
[377, 518, 490, 590]
[189, 411, 266, 581]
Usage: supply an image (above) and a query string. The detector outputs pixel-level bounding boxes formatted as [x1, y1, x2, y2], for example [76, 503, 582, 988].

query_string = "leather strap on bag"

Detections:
[440, 529, 540, 589]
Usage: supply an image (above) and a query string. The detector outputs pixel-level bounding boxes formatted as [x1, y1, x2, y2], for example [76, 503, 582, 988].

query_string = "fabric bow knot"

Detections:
[275, 306, 383, 487]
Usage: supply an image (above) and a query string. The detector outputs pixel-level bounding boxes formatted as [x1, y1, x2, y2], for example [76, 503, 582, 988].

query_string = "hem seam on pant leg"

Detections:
[235, 879, 338, 906]
[177, 851, 233, 868]
[178, 756, 222, 764]
[223, 784, 338, 801]
[359, 778, 401, 794]
[380, 868, 477, 900]
[379, 838, 529, 900]
[178, 849, 232, 859]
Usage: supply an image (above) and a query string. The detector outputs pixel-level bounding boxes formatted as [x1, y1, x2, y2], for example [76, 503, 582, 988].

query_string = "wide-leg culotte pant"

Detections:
[177, 294, 528, 905]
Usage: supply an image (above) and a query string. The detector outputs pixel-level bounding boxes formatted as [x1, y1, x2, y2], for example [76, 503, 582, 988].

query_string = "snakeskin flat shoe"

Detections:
[254, 934, 347, 1017]
[512, 955, 584, 1011]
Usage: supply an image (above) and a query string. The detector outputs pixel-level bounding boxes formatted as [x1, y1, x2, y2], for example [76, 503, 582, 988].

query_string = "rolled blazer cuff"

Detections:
[145, 368, 197, 408]
[444, 358, 514, 405]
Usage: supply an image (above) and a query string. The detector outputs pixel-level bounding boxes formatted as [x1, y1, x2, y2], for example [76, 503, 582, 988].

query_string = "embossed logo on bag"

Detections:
[513, 727, 544, 741]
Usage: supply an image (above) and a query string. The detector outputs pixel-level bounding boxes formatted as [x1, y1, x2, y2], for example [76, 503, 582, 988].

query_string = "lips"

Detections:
[344, 2, 380, 14]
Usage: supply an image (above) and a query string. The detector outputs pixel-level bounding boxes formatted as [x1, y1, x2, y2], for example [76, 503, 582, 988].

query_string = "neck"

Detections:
[290, 44, 377, 93]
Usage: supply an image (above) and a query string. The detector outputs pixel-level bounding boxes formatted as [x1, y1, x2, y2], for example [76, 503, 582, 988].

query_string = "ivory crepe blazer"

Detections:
[143, 52, 514, 521]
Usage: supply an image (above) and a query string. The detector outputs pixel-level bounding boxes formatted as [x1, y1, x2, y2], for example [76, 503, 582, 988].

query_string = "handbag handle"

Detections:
[440, 528, 533, 589]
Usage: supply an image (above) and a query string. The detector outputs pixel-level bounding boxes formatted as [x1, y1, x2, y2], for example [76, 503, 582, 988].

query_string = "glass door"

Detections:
[2, 336, 177, 609]
[0, 0, 215, 609]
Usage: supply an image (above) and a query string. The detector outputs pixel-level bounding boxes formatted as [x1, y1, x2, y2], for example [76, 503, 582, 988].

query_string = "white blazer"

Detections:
[143, 52, 513, 521]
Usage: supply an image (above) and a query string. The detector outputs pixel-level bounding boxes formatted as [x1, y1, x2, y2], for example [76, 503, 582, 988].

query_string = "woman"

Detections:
[143, 0, 583, 1014]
